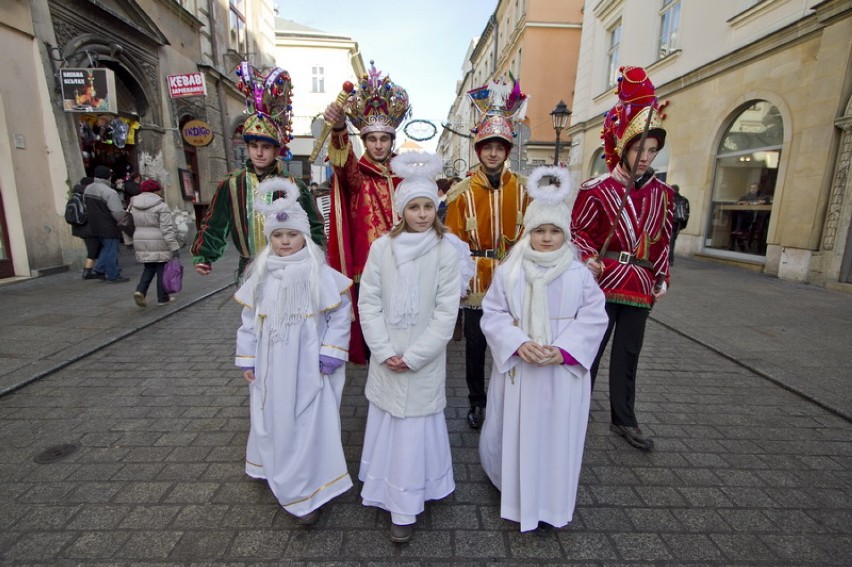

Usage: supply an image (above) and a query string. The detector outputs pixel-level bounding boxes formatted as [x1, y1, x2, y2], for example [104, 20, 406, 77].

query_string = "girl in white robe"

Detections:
[234, 178, 353, 525]
[357, 153, 468, 543]
[479, 166, 608, 533]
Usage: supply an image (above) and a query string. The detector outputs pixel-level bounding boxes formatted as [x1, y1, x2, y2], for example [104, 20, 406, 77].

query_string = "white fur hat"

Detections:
[522, 165, 575, 237]
[391, 152, 443, 213]
[255, 177, 310, 238]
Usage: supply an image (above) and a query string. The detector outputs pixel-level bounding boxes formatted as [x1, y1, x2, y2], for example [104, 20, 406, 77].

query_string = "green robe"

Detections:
[191, 160, 325, 275]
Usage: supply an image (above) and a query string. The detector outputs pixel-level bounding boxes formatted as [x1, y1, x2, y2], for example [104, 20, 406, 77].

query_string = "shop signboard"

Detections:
[181, 119, 214, 147]
[167, 72, 207, 98]
[60, 68, 117, 113]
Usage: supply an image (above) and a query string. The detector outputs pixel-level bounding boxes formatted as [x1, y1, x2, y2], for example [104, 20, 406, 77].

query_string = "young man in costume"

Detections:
[322, 62, 410, 364]
[444, 75, 530, 430]
[193, 62, 324, 278]
[571, 66, 675, 451]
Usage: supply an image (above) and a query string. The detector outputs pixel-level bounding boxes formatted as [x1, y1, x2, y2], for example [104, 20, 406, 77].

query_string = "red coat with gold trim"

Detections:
[326, 129, 401, 364]
[571, 171, 674, 308]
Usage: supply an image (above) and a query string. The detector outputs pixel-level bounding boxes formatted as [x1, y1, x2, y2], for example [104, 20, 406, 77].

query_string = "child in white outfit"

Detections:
[234, 178, 353, 526]
[357, 152, 471, 543]
[479, 166, 608, 533]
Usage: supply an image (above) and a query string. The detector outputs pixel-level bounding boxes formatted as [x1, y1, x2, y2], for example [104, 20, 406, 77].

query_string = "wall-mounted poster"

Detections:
[60, 69, 117, 113]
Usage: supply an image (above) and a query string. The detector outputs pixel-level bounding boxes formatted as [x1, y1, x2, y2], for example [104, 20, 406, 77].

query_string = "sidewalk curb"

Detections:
[0, 282, 233, 398]
[650, 314, 852, 424]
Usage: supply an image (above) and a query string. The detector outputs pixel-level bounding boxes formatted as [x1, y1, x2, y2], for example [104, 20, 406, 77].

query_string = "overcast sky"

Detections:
[278, 0, 498, 150]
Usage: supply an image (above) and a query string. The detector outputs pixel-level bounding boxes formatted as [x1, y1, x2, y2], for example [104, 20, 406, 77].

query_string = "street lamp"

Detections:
[551, 100, 572, 165]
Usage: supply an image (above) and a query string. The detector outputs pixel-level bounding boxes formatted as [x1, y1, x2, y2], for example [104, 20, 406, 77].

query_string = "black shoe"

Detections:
[89, 271, 106, 280]
[294, 508, 321, 526]
[534, 522, 553, 536]
[106, 276, 130, 283]
[467, 406, 484, 430]
[390, 522, 413, 543]
[610, 424, 654, 451]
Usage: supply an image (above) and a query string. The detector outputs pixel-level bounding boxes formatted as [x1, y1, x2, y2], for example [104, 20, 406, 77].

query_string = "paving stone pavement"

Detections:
[0, 287, 849, 564]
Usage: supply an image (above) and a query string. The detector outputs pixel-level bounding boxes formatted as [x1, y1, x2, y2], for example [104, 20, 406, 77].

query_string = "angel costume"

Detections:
[356, 152, 467, 529]
[478, 165, 608, 532]
[234, 176, 354, 517]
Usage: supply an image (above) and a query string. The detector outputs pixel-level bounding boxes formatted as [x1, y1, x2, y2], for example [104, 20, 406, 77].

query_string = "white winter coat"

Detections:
[358, 234, 461, 418]
[130, 192, 179, 263]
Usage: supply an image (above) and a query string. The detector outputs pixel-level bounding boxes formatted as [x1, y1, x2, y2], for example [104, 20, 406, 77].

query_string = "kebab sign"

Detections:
[167, 72, 207, 98]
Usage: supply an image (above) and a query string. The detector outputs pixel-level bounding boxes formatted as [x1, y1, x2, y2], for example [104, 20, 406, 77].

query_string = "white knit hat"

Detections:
[255, 177, 310, 238]
[391, 152, 443, 213]
[522, 165, 575, 238]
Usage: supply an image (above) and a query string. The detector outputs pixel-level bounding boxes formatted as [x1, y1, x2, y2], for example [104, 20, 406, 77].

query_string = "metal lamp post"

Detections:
[550, 100, 572, 165]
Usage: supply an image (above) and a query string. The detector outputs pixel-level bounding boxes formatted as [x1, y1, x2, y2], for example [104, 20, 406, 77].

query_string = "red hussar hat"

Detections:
[601, 66, 667, 172]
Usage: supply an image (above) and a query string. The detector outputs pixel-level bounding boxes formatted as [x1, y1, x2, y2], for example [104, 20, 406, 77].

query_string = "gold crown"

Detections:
[344, 62, 410, 136]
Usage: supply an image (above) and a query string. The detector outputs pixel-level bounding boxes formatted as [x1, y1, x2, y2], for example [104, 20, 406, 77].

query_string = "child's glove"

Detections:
[319, 355, 344, 375]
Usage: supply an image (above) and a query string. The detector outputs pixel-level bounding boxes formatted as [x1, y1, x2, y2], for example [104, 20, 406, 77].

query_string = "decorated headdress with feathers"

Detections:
[523, 165, 575, 239]
[344, 61, 410, 136]
[391, 152, 444, 213]
[468, 73, 528, 148]
[254, 177, 310, 238]
[236, 62, 295, 159]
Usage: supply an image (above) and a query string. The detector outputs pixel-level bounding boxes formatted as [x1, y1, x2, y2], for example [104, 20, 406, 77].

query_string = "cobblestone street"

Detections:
[0, 285, 849, 564]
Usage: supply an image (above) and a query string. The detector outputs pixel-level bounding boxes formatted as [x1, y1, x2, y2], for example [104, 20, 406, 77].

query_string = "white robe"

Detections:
[479, 261, 608, 532]
[357, 234, 461, 520]
[234, 263, 353, 516]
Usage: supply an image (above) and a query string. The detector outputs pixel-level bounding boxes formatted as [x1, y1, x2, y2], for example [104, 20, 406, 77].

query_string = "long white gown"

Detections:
[234, 262, 354, 516]
[479, 261, 608, 532]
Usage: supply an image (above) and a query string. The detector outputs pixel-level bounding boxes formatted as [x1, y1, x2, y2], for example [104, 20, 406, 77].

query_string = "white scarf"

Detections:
[520, 243, 576, 345]
[388, 230, 439, 329]
[263, 248, 313, 342]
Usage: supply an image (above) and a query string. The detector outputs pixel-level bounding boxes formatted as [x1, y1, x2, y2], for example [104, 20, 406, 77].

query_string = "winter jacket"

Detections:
[83, 180, 124, 239]
[358, 235, 461, 418]
[130, 192, 179, 263]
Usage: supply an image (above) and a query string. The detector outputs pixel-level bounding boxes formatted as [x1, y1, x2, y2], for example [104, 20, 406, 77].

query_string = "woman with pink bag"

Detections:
[129, 179, 181, 306]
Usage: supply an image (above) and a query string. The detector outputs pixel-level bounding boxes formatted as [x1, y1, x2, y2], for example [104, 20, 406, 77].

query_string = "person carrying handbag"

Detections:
[129, 179, 181, 306]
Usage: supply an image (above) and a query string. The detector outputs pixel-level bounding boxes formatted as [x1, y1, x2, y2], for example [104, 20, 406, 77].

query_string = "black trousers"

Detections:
[83, 237, 102, 261]
[590, 302, 650, 428]
[136, 262, 168, 302]
[463, 308, 488, 408]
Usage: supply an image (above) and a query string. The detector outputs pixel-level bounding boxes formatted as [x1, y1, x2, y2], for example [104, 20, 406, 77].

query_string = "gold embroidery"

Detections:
[281, 471, 350, 506]
[321, 344, 349, 353]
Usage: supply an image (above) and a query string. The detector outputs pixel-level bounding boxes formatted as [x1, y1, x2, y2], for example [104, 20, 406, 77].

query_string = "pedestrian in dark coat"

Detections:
[70, 177, 102, 279]
[84, 165, 128, 282]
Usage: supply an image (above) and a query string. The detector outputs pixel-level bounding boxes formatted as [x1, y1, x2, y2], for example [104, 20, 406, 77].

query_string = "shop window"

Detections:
[705, 100, 783, 257]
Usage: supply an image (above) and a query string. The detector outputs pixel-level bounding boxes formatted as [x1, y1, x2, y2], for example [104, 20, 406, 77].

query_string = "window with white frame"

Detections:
[658, 0, 681, 59]
[228, 1, 246, 55]
[312, 66, 325, 93]
[607, 20, 622, 89]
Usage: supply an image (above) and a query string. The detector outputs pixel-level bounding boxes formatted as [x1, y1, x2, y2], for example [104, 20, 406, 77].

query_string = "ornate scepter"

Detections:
[308, 81, 355, 163]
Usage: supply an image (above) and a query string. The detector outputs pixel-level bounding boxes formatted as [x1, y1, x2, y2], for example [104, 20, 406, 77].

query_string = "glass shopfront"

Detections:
[706, 101, 782, 257]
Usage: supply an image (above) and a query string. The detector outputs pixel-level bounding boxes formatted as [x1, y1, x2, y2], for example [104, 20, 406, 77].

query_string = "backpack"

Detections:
[674, 194, 689, 229]
[64, 192, 88, 226]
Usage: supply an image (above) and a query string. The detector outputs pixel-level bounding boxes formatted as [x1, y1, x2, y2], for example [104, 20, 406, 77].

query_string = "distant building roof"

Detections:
[274, 17, 353, 41]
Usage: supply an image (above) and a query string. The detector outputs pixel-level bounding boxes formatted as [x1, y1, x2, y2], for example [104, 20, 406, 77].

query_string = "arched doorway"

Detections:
[705, 101, 783, 257]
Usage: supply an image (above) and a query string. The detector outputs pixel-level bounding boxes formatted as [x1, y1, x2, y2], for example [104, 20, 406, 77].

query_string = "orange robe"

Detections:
[444, 168, 528, 307]
[326, 129, 401, 364]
